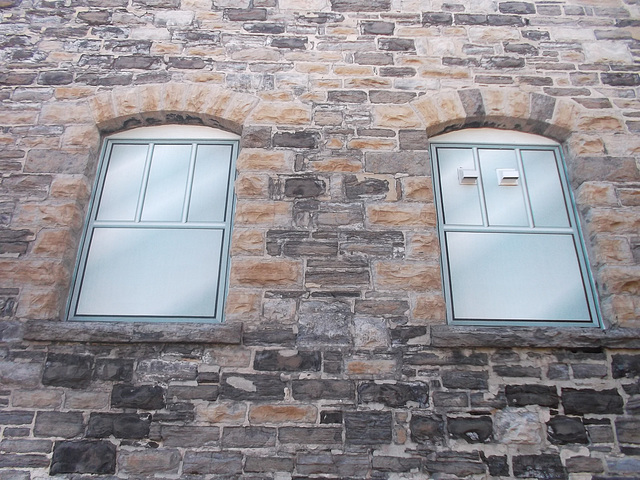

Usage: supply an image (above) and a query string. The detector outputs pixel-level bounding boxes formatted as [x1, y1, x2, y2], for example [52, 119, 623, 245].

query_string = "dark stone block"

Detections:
[379, 67, 416, 77]
[547, 416, 588, 444]
[221, 427, 276, 448]
[0, 411, 34, 425]
[442, 370, 488, 390]
[94, 358, 134, 382]
[612, 354, 640, 379]
[358, 382, 428, 407]
[455, 14, 487, 25]
[506, 384, 559, 407]
[271, 37, 307, 49]
[111, 384, 165, 410]
[372, 456, 421, 472]
[398, 129, 428, 149]
[616, 418, 640, 444]
[105, 40, 152, 53]
[424, 451, 486, 476]
[487, 14, 525, 26]
[244, 23, 285, 34]
[370, 91, 417, 104]
[354, 52, 394, 65]
[42, 353, 93, 389]
[221, 374, 286, 400]
[523, 30, 550, 41]
[0, 454, 50, 468]
[113, 55, 162, 69]
[226, 8, 267, 21]
[513, 454, 567, 480]
[241, 126, 271, 148]
[167, 385, 219, 401]
[391, 326, 427, 344]
[485, 455, 509, 476]
[499, 2, 535, 14]
[183, 451, 242, 475]
[345, 175, 389, 199]
[495, 365, 542, 378]
[458, 88, 485, 117]
[422, 12, 453, 25]
[273, 131, 318, 149]
[76, 72, 133, 86]
[292, 379, 355, 400]
[284, 177, 325, 198]
[530, 93, 556, 121]
[345, 411, 392, 445]
[340, 230, 404, 258]
[562, 388, 623, 415]
[50, 440, 116, 475]
[167, 57, 206, 69]
[482, 56, 525, 69]
[244, 327, 297, 346]
[448, 416, 492, 443]
[279, 427, 342, 444]
[245, 455, 294, 473]
[410, 414, 445, 445]
[77, 10, 111, 24]
[86, 413, 151, 439]
[320, 410, 343, 424]
[254, 350, 321, 372]
[361, 21, 394, 35]
[330, 0, 390, 12]
[378, 38, 415, 51]
[327, 90, 367, 103]
[505, 43, 539, 56]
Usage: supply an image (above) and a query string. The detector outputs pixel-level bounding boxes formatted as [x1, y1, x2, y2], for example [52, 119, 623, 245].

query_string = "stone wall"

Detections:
[1, 0, 640, 478]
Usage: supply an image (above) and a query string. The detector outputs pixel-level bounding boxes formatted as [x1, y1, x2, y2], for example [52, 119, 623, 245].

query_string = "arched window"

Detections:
[430, 128, 600, 327]
[67, 125, 239, 323]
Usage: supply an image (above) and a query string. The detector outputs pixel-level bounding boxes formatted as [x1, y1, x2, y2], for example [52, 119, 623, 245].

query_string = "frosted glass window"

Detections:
[68, 132, 238, 323]
[430, 137, 600, 327]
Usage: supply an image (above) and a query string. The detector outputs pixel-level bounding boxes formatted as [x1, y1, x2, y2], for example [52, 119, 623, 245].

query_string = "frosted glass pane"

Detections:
[188, 144, 233, 223]
[446, 232, 591, 322]
[521, 150, 570, 228]
[76, 228, 223, 317]
[478, 149, 528, 227]
[141, 145, 191, 222]
[97, 144, 148, 221]
[437, 148, 483, 225]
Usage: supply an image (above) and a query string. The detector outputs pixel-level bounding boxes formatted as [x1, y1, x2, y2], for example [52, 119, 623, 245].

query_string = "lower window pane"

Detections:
[76, 228, 223, 318]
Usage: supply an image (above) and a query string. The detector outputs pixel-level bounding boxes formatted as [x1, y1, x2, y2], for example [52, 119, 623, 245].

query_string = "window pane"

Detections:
[521, 150, 570, 228]
[188, 144, 233, 223]
[96, 144, 148, 221]
[141, 144, 192, 222]
[76, 227, 223, 317]
[437, 147, 483, 226]
[446, 231, 591, 322]
[478, 148, 529, 227]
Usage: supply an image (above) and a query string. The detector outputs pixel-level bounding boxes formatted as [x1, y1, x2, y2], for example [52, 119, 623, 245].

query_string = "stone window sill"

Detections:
[22, 320, 242, 344]
[430, 325, 640, 349]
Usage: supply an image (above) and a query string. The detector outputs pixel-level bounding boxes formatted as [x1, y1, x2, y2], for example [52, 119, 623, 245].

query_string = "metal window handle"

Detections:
[497, 168, 519, 186]
[458, 167, 479, 185]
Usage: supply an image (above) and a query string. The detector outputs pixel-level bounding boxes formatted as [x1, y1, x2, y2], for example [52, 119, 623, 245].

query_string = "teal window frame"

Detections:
[430, 141, 601, 328]
[67, 136, 238, 323]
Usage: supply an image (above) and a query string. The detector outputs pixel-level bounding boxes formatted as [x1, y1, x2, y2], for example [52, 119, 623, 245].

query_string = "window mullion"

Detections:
[182, 143, 198, 224]
[135, 143, 155, 223]
[472, 146, 489, 227]
[515, 148, 535, 228]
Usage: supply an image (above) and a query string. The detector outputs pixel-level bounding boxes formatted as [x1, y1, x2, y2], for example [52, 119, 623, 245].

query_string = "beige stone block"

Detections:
[482, 89, 508, 117]
[286, 51, 342, 63]
[600, 265, 640, 295]
[618, 188, 640, 206]
[231, 229, 264, 255]
[187, 85, 231, 118]
[325, 24, 357, 35]
[225, 94, 260, 125]
[62, 125, 100, 147]
[259, 91, 294, 102]
[32, 229, 75, 257]
[593, 236, 633, 265]
[606, 294, 640, 328]
[234, 201, 291, 226]
[308, 157, 362, 173]
[0, 109, 38, 125]
[203, 346, 252, 367]
[347, 138, 396, 150]
[40, 102, 93, 124]
[414, 96, 442, 127]
[295, 63, 331, 74]
[552, 99, 580, 132]
[345, 77, 393, 89]
[314, 110, 343, 126]
[184, 71, 226, 84]
[374, 105, 424, 129]
[586, 208, 640, 235]
[375, 261, 441, 290]
[420, 66, 470, 80]
[468, 26, 520, 43]
[163, 83, 187, 112]
[54, 86, 95, 100]
[326, 137, 344, 149]
[506, 90, 531, 120]
[14, 203, 83, 229]
[230, 258, 301, 287]
[1, 259, 69, 287]
[311, 79, 342, 90]
[15, 287, 63, 319]
[333, 65, 374, 76]
[12, 389, 63, 408]
[407, 232, 440, 260]
[196, 402, 247, 423]
[568, 135, 606, 156]
[235, 173, 269, 198]
[237, 150, 291, 172]
[249, 404, 317, 424]
[150, 42, 183, 55]
[576, 182, 618, 207]
[137, 85, 164, 114]
[225, 290, 261, 317]
[250, 103, 311, 125]
[367, 204, 436, 227]
[345, 357, 397, 376]
[413, 294, 446, 322]
[19, 135, 60, 149]
[64, 390, 110, 409]
[89, 92, 116, 125]
[113, 89, 141, 118]
[401, 176, 434, 202]
[577, 115, 624, 132]
[50, 175, 91, 200]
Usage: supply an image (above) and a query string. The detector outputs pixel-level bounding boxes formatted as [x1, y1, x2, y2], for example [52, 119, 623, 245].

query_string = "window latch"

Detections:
[457, 167, 479, 185]
[497, 168, 520, 186]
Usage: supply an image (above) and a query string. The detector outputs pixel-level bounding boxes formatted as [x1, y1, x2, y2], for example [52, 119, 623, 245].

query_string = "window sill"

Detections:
[22, 320, 242, 344]
[430, 325, 640, 349]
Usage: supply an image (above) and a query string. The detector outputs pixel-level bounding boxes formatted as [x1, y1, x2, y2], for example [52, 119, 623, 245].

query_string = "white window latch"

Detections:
[497, 168, 520, 186]
[458, 167, 479, 185]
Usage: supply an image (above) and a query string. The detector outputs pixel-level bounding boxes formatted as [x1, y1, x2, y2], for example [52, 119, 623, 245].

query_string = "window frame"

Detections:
[66, 130, 239, 323]
[430, 136, 602, 328]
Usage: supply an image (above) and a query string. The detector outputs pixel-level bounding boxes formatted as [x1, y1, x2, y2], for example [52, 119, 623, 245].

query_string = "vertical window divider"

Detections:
[135, 143, 155, 224]
[515, 147, 535, 229]
[182, 143, 198, 224]
[472, 146, 489, 228]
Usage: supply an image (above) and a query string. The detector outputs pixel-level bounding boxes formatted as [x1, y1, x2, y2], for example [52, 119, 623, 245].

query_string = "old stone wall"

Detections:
[1, 0, 640, 478]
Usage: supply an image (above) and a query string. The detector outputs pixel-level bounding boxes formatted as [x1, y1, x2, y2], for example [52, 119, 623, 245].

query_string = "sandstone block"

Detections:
[249, 404, 317, 423]
[345, 356, 397, 376]
[230, 258, 300, 286]
[118, 448, 181, 475]
[250, 103, 311, 125]
[234, 201, 291, 226]
[375, 261, 440, 290]
[368, 203, 436, 227]
[196, 402, 247, 424]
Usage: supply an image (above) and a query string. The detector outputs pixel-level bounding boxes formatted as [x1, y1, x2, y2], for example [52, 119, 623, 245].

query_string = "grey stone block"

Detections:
[42, 353, 93, 389]
[345, 411, 392, 445]
[111, 384, 165, 410]
[34, 412, 84, 438]
[50, 440, 116, 475]
[86, 413, 151, 439]
[562, 388, 623, 415]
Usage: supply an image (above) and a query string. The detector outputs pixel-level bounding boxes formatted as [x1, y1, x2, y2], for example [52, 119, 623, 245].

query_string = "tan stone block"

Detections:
[437, 90, 466, 122]
[89, 92, 116, 125]
[203, 346, 252, 367]
[286, 51, 342, 63]
[18, 135, 60, 149]
[618, 188, 640, 206]
[54, 87, 95, 100]
[374, 105, 424, 129]
[113, 89, 141, 118]
[576, 182, 618, 207]
[235, 173, 269, 198]
[314, 110, 343, 126]
[505, 90, 531, 120]
[482, 89, 508, 117]
[250, 103, 311, 125]
[326, 137, 344, 149]
[577, 115, 624, 132]
[1, 259, 69, 287]
[32, 229, 75, 257]
[40, 102, 93, 124]
[136, 85, 163, 114]
[249, 404, 317, 424]
[259, 91, 294, 102]
[231, 48, 281, 62]
[12, 389, 63, 409]
[586, 208, 640, 234]
[468, 26, 520, 43]
[50, 175, 91, 200]
[333, 65, 374, 76]
[186, 85, 231, 117]
[295, 63, 331, 74]
[367, 203, 436, 227]
[606, 294, 640, 328]
[230, 258, 301, 287]
[231, 229, 264, 255]
[225, 290, 261, 316]
[551, 99, 580, 132]
[413, 294, 446, 322]
[0, 109, 38, 125]
[64, 390, 110, 409]
[14, 203, 83, 229]
[414, 96, 442, 128]
[407, 232, 440, 260]
[420, 66, 470, 80]
[15, 287, 63, 319]
[311, 79, 342, 89]
[184, 71, 226, 84]
[308, 157, 362, 173]
[345, 357, 397, 376]
[568, 135, 606, 156]
[150, 42, 183, 55]
[196, 402, 247, 423]
[237, 150, 291, 172]
[163, 83, 187, 112]
[593, 236, 633, 265]
[401, 176, 434, 202]
[345, 77, 393, 89]
[600, 265, 640, 295]
[234, 201, 291, 226]
[225, 93, 260, 125]
[347, 138, 396, 150]
[375, 261, 441, 290]
[62, 125, 100, 147]
[325, 24, 357, 35]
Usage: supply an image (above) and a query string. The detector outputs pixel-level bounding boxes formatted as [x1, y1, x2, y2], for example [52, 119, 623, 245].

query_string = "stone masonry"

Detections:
[1, 0, 640, 478]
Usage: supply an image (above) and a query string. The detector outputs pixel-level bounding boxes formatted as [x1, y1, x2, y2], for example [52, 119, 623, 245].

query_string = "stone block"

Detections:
[448, 416, 493, 443]
[230, 258, 301, 287]
[156, 426, 220, 447]
[50, 440, 116, 475]
[34, 412, 84, 439]
[0, 439, 52, 454]
[562, 388, 623, 415]
[279, 426, 342, 444]
[424, 451, 486, 477]
[506, 384, 559, 407]
[513, 454, 567, 480]
[297, 299, 352, 346]
[353, 316, 390, 350]
[86, 413, 151, 439]
[345, 411, 392, 445]
[0, 411, 34, 425]
[111, 384, 165, 410]
[94, 358, 134, 382]
[442, 370, 488, 390]
[220, 374, 286, 400]
[183, 451, 243, 475]
[136, 359, 197, 382]
[42, 353, 93, 389]
[358, 381, 428, 407]
[249, 404, 317, 423]
[118, 448, 181, 475]
[612, 354, 640, 379]
[547, 416, 588, 444]
[292, 379, 355, 400]
[494, 408, 541, 444]
[253, 350, 321, 371]
[11, 389, 63, 409]
[221, 426, 276, 447]
[368, 204, 436, 227]
[245, 455, 294, 472]
[616, 418, 640, 444]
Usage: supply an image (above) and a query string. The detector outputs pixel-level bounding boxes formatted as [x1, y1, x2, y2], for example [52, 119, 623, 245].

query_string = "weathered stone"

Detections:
[111, 384, 165, 410]
[220, 374, 286, 400]
[283, 177, 325, 198]
[494, 408, 541, 444]
[249, 404, 317, 423]
[562, 388, 624, 415]
[34, 412, 84, 439]
[221, 426, 276, 447]
[547, 416, 588, 444]
[345, 411, 392, 445]
[86, 413, 151, 439]
[358, 381, 428, 407]
[330, 0, 390, 12]
[0, 411, 34, 425]
[118, 448, 181, 475]
[410, 414, 445, 445]
[42, 353, 93, 389]
[612, 354, 640, 379]
[513, 454, 567, 480]
[297, 299, 352, 346]
[50, 441, 116, 475]
[183, 451, 242, 475]
[245, 455, 294, 473]
[616, 418, 640, 444]
[441, 370, 489, 390]
[448, 416, 492, 443]
[361, 21, 394, 35]
[253, 350, 321, 371]
[279, 426, 342, 444]
[273, 131, 318, 148]
[424, 451, 486, 476]
[486, 455, 509, 476]
[506, 384, 559, 407]
[94, 358, 134, 382]
[292, 379, 355, 400]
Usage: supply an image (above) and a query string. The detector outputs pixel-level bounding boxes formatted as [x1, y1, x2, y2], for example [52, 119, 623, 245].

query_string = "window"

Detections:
[67, 126, 239, 323]
[430, 129, 600, 327]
